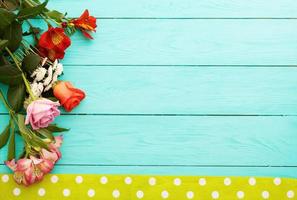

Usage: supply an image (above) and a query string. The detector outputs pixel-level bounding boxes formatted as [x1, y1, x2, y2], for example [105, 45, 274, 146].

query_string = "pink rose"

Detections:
[25, 98, 60, 130]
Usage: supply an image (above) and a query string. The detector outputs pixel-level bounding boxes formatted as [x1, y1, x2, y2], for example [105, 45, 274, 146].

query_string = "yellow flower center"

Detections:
[51, 33, 64, 45]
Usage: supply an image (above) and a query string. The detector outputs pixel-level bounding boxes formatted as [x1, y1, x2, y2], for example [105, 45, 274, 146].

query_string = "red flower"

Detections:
[71, 9, 97, 39]
[38, 27, 71, 61]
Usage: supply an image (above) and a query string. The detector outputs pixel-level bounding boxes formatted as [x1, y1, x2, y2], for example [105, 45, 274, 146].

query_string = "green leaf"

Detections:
[2, 20, 22, 52]
[23, 26, 41, 36]
[0, 55, 9, 65]
[0, 64, 23, 85]
[17, 114, 28, 134]
[30, 138, 48, 151]
[47, 124, 69, 132]
[45, 10, 64, 22]
[36, 128, 54, 141]
[7, 121, 15, 160]
[0, 0, 19, 11]
[47, 96, 58, 102]
[7, 83, 25, 112]
[0, 8, 16, 29]
[22, 53, 41, 73]
[17, 114, 50, 151]
[0, 39, 8, 52]
[17, 0, 48, 20]
[0, 125, 10, 148]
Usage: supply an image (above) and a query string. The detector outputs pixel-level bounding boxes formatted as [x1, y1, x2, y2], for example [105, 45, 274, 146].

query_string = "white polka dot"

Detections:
[161, 190, 169, 199]
[149, 177, 156, 186]
[186, 191, 194, 199]
[75, 176, 83, 184]
[136, 190, 144, 199]
[249, 177, 256, 186]
[287, 190, 295, 199]
[51, 175, 59, 183]
[88, 189, 95, 197]
[262, 191, 269, 199]
[125, 177, 132, 185]
[273, 177, 281, 186]
[1, 174, 9, 183]
[199, 178, 206, 186]
[237, 191, 244, 199]
[112, 189, 120, 198]
[224, 177, 231, 186]
[63, 189, 71, 197]
[38, 188, 46, 196]
[173, 178, 181, 186]
[212, 191, 219, 199]
[13, 188, 21, 196]
[100, 176, 108, 184]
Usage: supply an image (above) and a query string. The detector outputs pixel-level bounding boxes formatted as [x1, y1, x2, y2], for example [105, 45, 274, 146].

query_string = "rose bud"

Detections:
[53, 81, 86, 112]
[25, 99, 60, 130]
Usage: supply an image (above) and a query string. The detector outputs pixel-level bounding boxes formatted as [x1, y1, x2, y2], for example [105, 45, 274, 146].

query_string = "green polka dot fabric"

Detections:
[1, 174, 297, 199]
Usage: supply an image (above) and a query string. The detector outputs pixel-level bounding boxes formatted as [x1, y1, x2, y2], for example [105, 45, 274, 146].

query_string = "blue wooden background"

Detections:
[1, 0, 297, 178]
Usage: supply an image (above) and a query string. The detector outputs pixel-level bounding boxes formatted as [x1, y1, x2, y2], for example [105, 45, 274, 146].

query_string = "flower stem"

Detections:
[24, 0, 60, 27]
[5, 48, 36, 100]
[25, 20, 39, 44]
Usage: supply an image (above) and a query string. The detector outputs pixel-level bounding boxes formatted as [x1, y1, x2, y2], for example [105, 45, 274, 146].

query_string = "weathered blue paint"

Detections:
[1, 0, 296, 178]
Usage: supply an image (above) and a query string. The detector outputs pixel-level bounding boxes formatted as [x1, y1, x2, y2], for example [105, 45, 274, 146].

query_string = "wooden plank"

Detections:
[1, 165, 297, 178]
[48, 19, 297, 66]
[2, 66, 297, 115]
[1, 115, 297, 166]
[26, 19, 297, 65]
[47, 0, 297, 18]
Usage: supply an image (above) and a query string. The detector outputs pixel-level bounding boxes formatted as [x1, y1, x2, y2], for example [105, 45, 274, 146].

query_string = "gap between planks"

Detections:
[61, 64, 297, 67]
[0, 113, 296, 117]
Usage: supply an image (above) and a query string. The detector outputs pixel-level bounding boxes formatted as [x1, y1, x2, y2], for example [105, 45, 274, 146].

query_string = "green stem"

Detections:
[25, 20, 39, 44]
[5, 47, 36, 100]
[24, 0, 60, 26]
[0, 90, 33, 157]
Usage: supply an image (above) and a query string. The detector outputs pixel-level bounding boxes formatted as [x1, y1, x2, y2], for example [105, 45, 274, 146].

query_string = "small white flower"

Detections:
[30, 59, 63, 95]
[41, 57, 48, 66]
[52, 72, 59, 84]
[52, 59, 58, 70]
[31, 67, 47, 82]
[30, 82, 44, 97]
[43, 66, 53, 86]
[55, 63, 63, 75]
[44, 83, 53, 92]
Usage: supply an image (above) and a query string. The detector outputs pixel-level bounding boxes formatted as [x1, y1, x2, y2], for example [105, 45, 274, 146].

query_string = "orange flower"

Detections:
[38, 27, 71, 61]
[53, 81, 86, 112]
[71, 9, 97, 39]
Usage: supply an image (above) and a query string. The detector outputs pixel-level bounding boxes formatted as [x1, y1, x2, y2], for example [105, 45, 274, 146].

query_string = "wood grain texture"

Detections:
[52, 19, 297, 66]
[1, 1, 296, 178]
[1, 165, 297, 178]
[47, 0, 297, 18]
[1, 115, 296, 167]
[2, 66, 297, 115]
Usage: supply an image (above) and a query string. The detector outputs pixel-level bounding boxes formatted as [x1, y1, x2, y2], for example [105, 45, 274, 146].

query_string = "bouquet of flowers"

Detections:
[0, 0, 97, 186]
